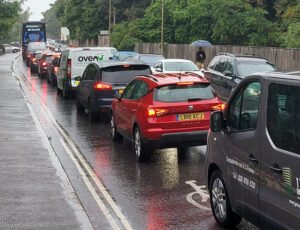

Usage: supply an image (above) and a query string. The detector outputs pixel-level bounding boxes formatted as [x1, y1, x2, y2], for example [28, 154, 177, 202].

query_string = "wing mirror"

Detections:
[155, 67, 162, 72]
[73, 75, 81, 82]
[223, 70, 233, 78]
[210, 111, 223, 132]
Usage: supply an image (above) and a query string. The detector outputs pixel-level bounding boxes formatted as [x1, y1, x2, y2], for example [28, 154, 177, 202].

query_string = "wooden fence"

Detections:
[134, 43, 300, 70]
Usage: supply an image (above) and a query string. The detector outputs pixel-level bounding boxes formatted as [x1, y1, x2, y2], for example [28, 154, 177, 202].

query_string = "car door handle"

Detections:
[248, 154, 258, 164]
[131, 109, 136, 112]
[269, 164, 282, 174]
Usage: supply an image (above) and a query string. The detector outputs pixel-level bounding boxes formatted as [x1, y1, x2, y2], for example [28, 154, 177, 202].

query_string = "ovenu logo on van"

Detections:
[78, 55, 105, 62]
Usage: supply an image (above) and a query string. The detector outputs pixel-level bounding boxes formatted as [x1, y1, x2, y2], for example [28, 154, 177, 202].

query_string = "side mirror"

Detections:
[155, 67, 162, 72]
[210, 111, 223, 132]
[73, 75, 81, 81]
[115, 93, 122, 100]
[223, 70, 233, 78]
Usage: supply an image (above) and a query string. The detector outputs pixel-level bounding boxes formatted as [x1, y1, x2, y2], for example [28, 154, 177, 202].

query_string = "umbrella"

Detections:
[190, 40, 213, 47]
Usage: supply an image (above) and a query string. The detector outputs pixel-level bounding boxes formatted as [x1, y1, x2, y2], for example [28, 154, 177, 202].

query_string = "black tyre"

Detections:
[209, 170, 241, 228]
[76, 98, 84, 113]
[88, 102, 98, 122]
[110, 113, 122, 141]
[62, 86, 69, 99]
[51, 74, 56, 87]
[133, 127, 151, 162]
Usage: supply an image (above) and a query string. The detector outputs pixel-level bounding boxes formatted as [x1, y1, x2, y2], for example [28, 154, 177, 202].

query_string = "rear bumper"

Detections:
[144, 130, 208, 148]
[94, 98, 113, 113]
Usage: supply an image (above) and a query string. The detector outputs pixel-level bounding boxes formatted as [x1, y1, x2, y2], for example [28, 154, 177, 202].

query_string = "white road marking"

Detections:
[185, 180, 211, 211]
[60, 139, 120, 230]
[15, 56, 133, 230]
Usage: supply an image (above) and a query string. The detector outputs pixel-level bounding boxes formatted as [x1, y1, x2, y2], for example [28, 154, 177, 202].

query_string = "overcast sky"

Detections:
[23, 0, 56, 21]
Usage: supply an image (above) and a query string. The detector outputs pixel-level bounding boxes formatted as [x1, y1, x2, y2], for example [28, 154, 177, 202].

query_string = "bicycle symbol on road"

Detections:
[185, 180, 211, 211]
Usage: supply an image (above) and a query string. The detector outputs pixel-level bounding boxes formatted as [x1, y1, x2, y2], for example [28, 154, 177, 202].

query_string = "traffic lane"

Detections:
[17, 57, 256, 229]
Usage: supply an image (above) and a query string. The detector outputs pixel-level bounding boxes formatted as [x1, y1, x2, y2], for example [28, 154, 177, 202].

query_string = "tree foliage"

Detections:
[0, 0, 22, 42]
[49, 0, 300, 48]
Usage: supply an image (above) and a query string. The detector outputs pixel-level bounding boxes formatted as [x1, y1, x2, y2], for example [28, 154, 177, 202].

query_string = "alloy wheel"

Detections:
[211, 178, 227, 221]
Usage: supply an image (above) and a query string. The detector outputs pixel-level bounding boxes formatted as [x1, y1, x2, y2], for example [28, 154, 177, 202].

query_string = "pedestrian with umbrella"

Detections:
[191, 40, 212, 69]
[195, 46, 206, 69]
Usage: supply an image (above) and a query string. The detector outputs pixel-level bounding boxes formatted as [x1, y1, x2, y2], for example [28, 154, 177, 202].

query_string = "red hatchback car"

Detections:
[110, 73, 224, 162]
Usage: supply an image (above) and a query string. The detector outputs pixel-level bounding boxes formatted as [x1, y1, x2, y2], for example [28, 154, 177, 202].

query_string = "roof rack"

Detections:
[141, 74, 158, 82]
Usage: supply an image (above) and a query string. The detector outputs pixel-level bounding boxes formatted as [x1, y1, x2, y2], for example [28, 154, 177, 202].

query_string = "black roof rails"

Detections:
[140, 74, 158, 82]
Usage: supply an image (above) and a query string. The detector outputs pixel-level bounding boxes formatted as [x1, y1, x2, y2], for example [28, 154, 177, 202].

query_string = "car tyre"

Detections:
[110, 113, 122, 141]
[209, 170, 241, 228]
[88, 102, 98, 122]
[133, 127, 151, 162]
[76, 98, 84, 113]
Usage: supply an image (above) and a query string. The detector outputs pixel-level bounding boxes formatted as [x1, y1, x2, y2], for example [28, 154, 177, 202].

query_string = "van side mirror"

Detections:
[74, 75, 81, 81]
[210, 111, 223, 132]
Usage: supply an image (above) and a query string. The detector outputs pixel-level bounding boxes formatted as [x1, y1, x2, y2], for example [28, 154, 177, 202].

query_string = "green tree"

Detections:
[42, 5, 60, 41]
[0, 0, 22, 42]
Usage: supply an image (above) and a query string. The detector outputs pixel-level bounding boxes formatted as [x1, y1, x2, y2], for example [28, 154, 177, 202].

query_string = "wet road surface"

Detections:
[12, 53, 256, 229]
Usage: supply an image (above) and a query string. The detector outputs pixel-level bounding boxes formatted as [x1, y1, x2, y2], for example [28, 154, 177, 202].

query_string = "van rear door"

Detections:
[259, 79, 300, 229]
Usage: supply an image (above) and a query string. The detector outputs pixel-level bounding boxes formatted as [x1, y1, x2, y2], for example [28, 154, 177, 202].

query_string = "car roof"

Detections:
[159, 59, 194, 63]
[92, 60, 149, 68]
[217, 53, 268, 61]
[67, 47, 117, 51]
[249, 71, 300, 81]
[137, 73, 208, 85]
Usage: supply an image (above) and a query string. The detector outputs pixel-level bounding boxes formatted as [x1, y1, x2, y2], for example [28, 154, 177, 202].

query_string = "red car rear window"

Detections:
[154, 83, 215, 102]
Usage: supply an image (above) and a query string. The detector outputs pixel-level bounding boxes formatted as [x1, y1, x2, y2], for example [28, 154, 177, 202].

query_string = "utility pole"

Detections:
[108, 0, 112, 46]
[161, 0, 164, 55]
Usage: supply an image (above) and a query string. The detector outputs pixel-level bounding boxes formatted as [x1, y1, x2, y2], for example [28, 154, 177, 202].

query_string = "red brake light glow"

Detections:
[93, 82, 112, 90]
[54, 66, 59, 72]
[42, 62, 47, 66]
[67, 59, 71, 78]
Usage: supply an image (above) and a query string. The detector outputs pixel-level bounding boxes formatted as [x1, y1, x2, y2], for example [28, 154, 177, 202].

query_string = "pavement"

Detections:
[0, 54, 93, 229]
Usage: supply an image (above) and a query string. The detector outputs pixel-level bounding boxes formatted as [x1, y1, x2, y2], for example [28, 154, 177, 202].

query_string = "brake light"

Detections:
[54, 66, 59, 72]
[67, 59, 71, 78]
[32, 58, 36, 62]
[147, 108, 169, 117]
[93, 82, 112, 90]
[27, 54, 31, 58]
[211, 103, 226, 111]
[42, 61, 47, 66]
[177, 82, 194, 85]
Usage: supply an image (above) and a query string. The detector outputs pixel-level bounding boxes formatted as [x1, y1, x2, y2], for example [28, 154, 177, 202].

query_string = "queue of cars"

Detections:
[22, 43, 299, 228]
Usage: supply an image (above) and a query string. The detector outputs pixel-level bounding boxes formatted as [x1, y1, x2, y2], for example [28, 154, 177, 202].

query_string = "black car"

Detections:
[76, 61, 152, 122]
[46, 55, 61, 86]
[205, 53, 278, 101]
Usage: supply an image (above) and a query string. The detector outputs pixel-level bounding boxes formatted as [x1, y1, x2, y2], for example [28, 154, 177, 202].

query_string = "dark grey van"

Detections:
[205, 72, 300, 229]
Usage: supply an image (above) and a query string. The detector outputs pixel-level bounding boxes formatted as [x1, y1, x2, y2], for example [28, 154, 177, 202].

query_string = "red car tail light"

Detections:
[147, 108, 169, 117]
[41, 61, 47, 66]
[93, 82, 112, 90]
[67, 59, 71, 78]
[32, 58, 36, 62]
[54, 66, 59, 73]
[211, 103, 226, 111]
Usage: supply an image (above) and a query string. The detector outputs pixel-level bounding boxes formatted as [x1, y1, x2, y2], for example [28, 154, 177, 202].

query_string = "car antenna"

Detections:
[178, 67, 182, 81]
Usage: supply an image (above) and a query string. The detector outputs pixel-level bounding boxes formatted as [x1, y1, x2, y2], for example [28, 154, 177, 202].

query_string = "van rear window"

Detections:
[101, 65, 151, 83]
[154, 83, 215, 102]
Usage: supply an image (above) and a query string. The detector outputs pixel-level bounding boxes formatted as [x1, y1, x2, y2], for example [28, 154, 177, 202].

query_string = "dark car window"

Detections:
[101, 65, 151, 83]
[267, 83, 300, 154]
[208, 56, 221, 70]
[228, 81, 261, 131]
[215, 57, 227, 73]
[85, 65, 97, 81]
[237, 60, 277, 78]
[122, 80, 138, 99]
[131, 81, 148, 100]
[154, 83, 214, 102]
[224, 58, 234, 73]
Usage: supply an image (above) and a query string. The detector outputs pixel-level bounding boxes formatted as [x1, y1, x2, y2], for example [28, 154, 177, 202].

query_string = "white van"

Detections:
[56, 47, 117, 98]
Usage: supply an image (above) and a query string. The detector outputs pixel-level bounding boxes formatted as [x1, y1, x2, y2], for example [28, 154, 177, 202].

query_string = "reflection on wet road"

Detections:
[16, 55, 256, 230]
